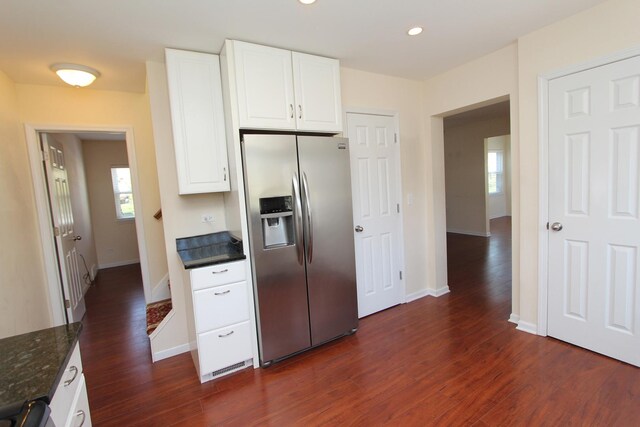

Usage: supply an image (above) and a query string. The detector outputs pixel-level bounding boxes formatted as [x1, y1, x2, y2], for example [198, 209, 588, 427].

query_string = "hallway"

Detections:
[78, 222, 639, 426]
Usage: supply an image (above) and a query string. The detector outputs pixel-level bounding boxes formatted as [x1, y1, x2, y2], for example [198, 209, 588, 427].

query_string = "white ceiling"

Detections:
[1, 0, 607, 93]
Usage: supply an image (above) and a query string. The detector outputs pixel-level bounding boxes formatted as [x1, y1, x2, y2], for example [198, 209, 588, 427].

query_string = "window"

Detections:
[487, 150, 504, 195]
[111, 167, 135, 219]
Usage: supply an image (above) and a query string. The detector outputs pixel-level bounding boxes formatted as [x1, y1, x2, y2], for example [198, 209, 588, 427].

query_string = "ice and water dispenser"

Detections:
[259, 196, 294, 249]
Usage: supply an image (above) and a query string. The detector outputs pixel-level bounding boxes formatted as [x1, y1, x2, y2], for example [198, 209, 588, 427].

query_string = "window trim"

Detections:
[487, 149, 504, 196]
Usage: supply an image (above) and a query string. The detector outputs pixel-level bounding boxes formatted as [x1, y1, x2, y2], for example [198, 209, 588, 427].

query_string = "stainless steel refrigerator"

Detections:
[242, 134, 358, 365]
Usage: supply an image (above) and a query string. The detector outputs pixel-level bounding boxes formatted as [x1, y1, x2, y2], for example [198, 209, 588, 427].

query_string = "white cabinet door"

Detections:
[293, 52, 342, 132]
[233, 41, 296, 130]
[165, 48, 230, 194]
[198, 321, 253, 374]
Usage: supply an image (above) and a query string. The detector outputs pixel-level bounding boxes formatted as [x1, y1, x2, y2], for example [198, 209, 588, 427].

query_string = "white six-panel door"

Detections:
[548, 55, 640, 366]
[347, 113, 403, 318]
[42, 135, 86, 323]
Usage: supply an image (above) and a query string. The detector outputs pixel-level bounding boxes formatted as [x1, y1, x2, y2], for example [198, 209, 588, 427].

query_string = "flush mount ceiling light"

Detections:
[298, 0, 317, 4]
[50, 63, 101, 87]
[407, 26, 424, 36]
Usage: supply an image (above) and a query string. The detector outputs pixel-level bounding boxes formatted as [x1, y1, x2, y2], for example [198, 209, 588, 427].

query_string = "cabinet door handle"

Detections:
[64, 366, 79, 387]
[218, 330, 234, 338]
[214, 290, 231, 296]
[289, 104, 294, 119]
[76, 409, 86, 427]
[211, 269, 228, 274]
[298, 104, 302, 119]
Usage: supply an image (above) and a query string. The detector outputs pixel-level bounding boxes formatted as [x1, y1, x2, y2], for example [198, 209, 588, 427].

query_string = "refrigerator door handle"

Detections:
[302, 172, 313, 264]
[292, 174, 304, 265]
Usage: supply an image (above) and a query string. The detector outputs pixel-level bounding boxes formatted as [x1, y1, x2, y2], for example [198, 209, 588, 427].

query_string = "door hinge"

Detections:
[41, 148, 49, 162]
[397, 203, 400, 213]
[546, 222, 549, 230]
[399, 271, 403, 280]
[54, 226, 60, 237]
[394, 133, 398, 143]
[64, 299, 70, 309]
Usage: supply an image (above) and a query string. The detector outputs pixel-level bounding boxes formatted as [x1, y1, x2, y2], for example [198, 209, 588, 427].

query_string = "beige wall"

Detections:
[444, 115, 510, 236]
[422, 44, 520, 309]
[146, 61, 228, 357]
[516, 0, 640, 327]
[340, 67, 428, 297]
[49, 133, 99, 278]
[14, 84, 168, 304]
[83, 140, 140, 268]
[0, 71, 52, 338]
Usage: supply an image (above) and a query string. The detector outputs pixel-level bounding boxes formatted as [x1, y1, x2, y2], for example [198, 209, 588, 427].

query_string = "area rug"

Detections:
[146, 299, 172, 335]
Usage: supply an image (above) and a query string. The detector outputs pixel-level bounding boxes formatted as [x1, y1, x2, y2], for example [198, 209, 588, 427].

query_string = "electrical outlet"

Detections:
[201, 214, 214, 223]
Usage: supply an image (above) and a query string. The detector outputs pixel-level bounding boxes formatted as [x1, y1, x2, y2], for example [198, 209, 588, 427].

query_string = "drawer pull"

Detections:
[218, 330, 235, 338]
[64, 366, 79, 387]
[214, 290, 231, 296]
[76, 409, 86, 427]
[211, 269, 229, 274]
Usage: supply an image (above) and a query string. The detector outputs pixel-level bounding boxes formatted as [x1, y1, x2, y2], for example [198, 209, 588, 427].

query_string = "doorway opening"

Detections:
[25, 125, 161, 330]
[442, 101, 513, 309]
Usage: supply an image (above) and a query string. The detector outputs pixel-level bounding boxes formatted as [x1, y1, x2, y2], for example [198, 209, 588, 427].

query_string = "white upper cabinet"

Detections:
[231, 41, 343, 133]
[165, 48, 230, 194]
[292, 52, 342, 132]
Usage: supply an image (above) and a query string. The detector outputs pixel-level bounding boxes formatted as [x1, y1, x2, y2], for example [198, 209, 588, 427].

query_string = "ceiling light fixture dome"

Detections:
[407, 26, 423, 36]
[50, 63, 100, 87]
[299, 0, 317, 4]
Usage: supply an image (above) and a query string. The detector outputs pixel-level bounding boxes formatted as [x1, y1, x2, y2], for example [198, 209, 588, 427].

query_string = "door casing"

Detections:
[537, 45, 640, 336]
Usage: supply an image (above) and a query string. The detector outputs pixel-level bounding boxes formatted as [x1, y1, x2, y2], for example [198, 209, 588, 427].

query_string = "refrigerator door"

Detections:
[298, 136, 358, 345]
[242, 134, 311, 363]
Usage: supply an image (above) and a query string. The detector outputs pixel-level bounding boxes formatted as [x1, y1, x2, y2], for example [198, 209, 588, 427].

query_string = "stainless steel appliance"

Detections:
[242, 134, 358, 365]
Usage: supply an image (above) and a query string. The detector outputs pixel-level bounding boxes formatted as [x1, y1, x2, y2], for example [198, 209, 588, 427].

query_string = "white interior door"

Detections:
[347, 113, 403, 317]
[42, 134, 86, 322]
[548, 55, 640, 366]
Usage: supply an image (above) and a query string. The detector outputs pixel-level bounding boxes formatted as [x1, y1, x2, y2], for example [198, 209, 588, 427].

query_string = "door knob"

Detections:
[550, 222, 563, 232]
[355, 225, 364, 233]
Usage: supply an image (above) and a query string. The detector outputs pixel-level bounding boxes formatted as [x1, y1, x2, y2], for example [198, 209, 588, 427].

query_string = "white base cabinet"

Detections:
[47, 342, 92, 427]
[189, 260, 253, 383]
[230, 40, 343, 133]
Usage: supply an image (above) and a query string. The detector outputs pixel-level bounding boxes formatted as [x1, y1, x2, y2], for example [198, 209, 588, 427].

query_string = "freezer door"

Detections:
[298, 136, 358, 345]
[242, 134, 311, 363]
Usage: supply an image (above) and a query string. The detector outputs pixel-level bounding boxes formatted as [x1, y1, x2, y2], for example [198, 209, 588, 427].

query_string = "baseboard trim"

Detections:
[516, 320, 538, 335]
[151, 272, 170, 302]
[152, 343, 190, 363]
[446, 228, 490, 237]
[405, 290, 430, 303]
[98, 259, 140, 269]
[405, 286, 451, 303]
[508, 313, 520, 324]
[90, 264, 98, 281]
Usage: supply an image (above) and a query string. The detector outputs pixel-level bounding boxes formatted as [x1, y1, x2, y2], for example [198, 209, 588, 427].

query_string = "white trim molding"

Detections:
[446, 228, 491, 237]
[537, 46, 640, 338]
[98, 259, 140, 269]
[405, 286, 451, 303]
[515, 320, 538, 335]
[508, 313, 520, 324]
[151, 273, 171, 302]
[152, 343, 191, 363]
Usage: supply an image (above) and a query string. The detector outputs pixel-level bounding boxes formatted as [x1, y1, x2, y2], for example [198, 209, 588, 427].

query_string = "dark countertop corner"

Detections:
[0, 322, 82, 417]
[176, 231, 246, 269]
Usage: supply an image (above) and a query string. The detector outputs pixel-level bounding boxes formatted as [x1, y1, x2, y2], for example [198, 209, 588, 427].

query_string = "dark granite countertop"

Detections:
[0, 323, 82, 416]
[177, 231, 246, 269]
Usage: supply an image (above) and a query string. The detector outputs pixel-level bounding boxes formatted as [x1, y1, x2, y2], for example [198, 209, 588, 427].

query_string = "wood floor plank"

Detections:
[79, 217, 639, 426]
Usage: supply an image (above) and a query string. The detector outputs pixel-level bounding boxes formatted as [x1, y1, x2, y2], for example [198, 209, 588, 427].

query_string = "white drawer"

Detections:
[63, 373, 91, 427]
[198, 321, 253, 374]
[194, 281, 249, 333]
[191, 260, 246, 290]
[49, 342, 83, 427]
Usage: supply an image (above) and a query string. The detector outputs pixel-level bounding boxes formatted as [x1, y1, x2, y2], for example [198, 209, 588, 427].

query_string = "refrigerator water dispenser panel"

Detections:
[259, 196, 294, 249]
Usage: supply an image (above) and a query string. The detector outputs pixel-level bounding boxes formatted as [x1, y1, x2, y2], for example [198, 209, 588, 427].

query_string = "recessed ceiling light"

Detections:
[50, 63, 100, 87]
[299, 0, 317, 4]
[407, 26, 423, 36]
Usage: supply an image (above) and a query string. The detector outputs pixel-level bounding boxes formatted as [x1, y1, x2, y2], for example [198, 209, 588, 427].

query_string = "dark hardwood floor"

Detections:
[80, 218, 640, 426]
